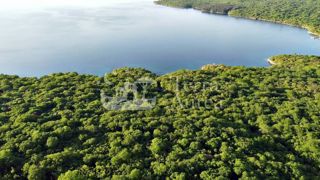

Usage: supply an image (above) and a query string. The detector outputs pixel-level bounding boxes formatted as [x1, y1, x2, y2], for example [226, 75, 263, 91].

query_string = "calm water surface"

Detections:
[0, 0, 319, 76]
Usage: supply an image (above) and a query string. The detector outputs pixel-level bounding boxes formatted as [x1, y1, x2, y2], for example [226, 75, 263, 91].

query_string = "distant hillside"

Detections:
[156, 0, 320, 36]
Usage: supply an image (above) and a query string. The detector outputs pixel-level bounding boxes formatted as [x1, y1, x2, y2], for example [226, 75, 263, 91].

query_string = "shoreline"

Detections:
[233, 16, 320, 38]
[156, 2, 320, 38]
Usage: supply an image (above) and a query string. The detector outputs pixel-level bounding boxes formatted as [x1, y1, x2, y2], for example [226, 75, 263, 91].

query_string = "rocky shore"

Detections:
[193, 4, 239, 15]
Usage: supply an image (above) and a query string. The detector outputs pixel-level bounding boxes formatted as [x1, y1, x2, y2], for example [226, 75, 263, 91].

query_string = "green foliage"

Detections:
[0, 55, 320, 179]
[0, 150, 14, 166]
[27, 165, 46, 180]
[156, 0, 320, 36]
[46, 136, 59, 148]
[58, 170, 86, 180]
[149, 138, 167, 155]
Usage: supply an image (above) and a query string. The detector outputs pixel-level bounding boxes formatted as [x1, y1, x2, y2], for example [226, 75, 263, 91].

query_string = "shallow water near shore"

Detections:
[0, 0, 319, 76]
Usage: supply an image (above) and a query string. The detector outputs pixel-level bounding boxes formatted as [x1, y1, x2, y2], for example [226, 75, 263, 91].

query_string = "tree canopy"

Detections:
[0, 55, 319, 179]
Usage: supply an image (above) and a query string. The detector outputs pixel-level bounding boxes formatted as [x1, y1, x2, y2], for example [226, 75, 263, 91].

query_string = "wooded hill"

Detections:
[0, 55, 319, 179]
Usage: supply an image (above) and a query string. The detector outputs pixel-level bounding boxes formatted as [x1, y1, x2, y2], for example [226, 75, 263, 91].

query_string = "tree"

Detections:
[46, 137, 59, 148]
[58, 170, 86, 180]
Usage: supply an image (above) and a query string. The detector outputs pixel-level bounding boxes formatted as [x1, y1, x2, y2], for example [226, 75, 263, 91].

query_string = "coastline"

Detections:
[233, 16, 320, 38]
[155, 2, 320, 38]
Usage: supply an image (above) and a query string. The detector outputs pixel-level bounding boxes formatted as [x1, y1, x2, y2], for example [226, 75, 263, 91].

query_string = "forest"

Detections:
[156, 0, 320, 36]
[0, 55, 319, 179]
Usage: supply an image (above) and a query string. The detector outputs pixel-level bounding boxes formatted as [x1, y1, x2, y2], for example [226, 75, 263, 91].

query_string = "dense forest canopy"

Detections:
[0, 55, 319, 179]
[156, 0, 320, 36]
